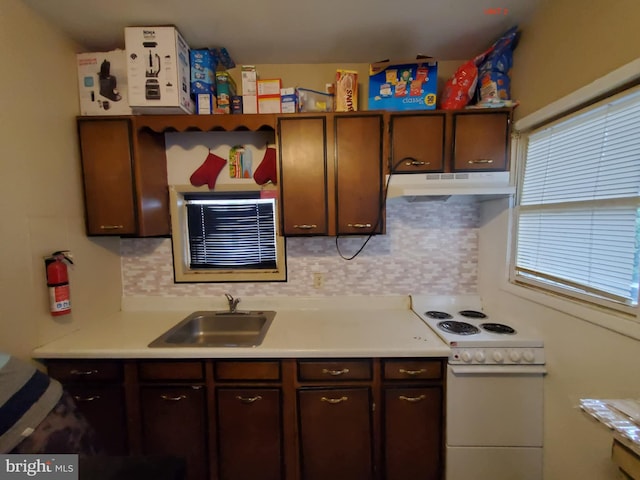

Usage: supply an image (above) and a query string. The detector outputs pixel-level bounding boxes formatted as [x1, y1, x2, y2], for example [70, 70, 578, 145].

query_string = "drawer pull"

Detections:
[70, 369, 98, 376]
[405, 160, 429, 166]
[160, 394, 187, 401]
[236, 395, 263, 404]
[321, 396, 348, 404]
[99, 225, 124, 230]
[73, 395, 101, 402]
[468, 159, 494, 164]
[399, 368, 427, 376]
[347, 223, 372, 229]
[322, 368, 350, 376]
[399, 394, 427, 403]
[293, 224, 317, 230]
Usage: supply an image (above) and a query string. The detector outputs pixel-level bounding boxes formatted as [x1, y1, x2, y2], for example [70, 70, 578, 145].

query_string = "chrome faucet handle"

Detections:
[224, 293, 240, 313]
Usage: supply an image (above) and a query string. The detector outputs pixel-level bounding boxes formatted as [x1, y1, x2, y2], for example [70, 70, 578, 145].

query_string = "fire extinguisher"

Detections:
[45, 251, 73, 316]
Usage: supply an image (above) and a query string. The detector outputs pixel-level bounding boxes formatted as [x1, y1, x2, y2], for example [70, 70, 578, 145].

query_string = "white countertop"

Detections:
[32, 296, 450, 359]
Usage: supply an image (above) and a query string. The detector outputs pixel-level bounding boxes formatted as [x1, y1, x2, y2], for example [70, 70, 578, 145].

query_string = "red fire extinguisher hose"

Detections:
[46, 251, 73, 316]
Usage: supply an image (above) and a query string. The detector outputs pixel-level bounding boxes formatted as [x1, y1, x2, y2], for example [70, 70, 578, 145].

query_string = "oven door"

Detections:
[446, 364, 546, 480]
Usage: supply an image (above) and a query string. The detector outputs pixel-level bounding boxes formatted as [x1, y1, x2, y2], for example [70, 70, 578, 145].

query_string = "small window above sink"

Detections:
[148, 311, 276, 348]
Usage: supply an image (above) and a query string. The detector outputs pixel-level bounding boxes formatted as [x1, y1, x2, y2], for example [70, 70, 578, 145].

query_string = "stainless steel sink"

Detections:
[148, 311, 276, 348]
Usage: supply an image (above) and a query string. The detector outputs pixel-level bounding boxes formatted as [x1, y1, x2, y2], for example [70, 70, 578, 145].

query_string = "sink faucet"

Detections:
[225, 293, 240, 313]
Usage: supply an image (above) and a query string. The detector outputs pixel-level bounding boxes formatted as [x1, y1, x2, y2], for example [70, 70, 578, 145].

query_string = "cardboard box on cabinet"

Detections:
[125, 26, 194, 114]
[77, 49, 132, 115]
[368, 55, 438, 111]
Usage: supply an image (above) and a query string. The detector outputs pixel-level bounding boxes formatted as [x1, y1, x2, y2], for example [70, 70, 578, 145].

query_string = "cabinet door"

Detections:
[384, 386, 443, 480]
[216, 388, 282, 480]
[390, 114, 445, 173]
[452, 112, 510, 171]
[298, 388, 373, 480]
[335, 114, 384, 234]
[140, 386, 208, 480]
[78, 119, 137, 235]
[279, 117, 328, 236]
[66, 385, 128, 455]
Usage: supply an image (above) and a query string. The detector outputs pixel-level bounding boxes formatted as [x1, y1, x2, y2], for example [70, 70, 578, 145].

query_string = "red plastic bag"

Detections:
[440, 47, 494, 110]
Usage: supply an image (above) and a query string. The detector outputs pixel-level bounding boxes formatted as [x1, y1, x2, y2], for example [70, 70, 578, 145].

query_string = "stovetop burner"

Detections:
[425, 310, 453, 320]
[459, 310, 487, 319]
[437, 320, 480, 335]
[481, 323, 517, 335]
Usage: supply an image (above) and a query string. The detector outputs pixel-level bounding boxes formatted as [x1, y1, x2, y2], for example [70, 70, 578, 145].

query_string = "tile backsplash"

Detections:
[121, 198, 479, 297]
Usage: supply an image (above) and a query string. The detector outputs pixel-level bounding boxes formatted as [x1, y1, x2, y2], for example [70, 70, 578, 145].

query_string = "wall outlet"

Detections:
[313, 272, 324, 289]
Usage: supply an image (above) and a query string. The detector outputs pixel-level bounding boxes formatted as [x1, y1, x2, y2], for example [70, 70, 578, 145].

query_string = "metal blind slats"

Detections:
[516, 88, 640, 306]
[187, 199, 277, 269]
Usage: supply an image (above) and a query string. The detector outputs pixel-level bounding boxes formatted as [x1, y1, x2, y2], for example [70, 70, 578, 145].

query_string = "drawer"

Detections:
[383, 359, 443, 380]
[298, 360, 372, 381]
[138, 361, 204, 381]
[47, 360, 122, 383]
[214, 361, 280, 381]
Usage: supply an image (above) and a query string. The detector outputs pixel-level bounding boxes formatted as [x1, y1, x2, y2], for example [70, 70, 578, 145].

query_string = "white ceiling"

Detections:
[22, 0, 540, 64]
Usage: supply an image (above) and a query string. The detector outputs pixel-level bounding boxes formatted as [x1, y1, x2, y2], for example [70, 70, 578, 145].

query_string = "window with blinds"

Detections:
[170, 188, 286, 283]
[514, 87, 640, 309]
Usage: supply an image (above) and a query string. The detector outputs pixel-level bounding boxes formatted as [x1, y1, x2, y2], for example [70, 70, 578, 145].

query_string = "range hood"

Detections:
[386, 171, 516, 200]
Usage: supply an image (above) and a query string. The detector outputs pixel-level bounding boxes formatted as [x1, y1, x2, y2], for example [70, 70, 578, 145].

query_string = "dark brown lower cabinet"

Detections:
[46, 357, 445, 480]
[140, 386, 208, 480]
[65, 385, 128, 455]
[216, 388, 283, 480]
[298, 388, 374, 480]
[384, 386, 443, 480]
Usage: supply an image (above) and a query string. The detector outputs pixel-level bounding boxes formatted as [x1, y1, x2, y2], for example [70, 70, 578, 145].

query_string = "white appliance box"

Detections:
[125, 26, 194, 114]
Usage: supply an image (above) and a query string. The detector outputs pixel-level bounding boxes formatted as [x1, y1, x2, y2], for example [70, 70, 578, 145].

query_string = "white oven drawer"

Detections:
[446, 364, 544, 447]
[446, 446, 543, 480]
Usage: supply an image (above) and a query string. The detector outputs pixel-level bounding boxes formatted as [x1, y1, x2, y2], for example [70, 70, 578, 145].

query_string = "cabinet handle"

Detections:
[321, 396, 348, 404]
[467, 159, 494, 164]
[399, 368, 427, 376]
[73, 395, 101, 402]
[160, 394, 187, 401]
[405, 160, 429, 166]
[236, 395, 263, 404]
[99, 225, 125, 230]
[322, 368, 350, 376]
[293, 224, 317, 230]
[399, 394, 427, 403]
[70, 369, 98, 376]
[347, 223, 372, 229]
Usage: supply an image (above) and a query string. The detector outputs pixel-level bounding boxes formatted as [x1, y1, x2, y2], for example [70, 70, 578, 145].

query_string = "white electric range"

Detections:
[411, 295, 546, 480]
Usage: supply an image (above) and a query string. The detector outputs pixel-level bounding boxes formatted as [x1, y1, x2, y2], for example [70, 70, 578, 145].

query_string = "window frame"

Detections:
[509, 85, 640, 316]
[170, 184, 287, 283]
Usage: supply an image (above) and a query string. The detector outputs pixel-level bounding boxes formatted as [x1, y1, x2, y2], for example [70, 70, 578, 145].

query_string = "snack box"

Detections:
[368, 55, 438, 111]
[125, 26, 194, 114]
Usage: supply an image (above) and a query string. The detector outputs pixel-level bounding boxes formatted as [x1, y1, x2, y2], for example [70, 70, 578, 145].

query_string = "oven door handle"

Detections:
[449, 365, 547, 375]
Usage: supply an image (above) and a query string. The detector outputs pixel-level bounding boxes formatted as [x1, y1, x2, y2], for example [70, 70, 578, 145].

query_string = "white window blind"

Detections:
[186, 195, 277, 270]
[515, 88, 640, 307]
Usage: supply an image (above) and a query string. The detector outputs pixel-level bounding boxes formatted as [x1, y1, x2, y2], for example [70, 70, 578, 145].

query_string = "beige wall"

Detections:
[511, 0, 640, 119]
[481, 0, 640, 478]
[0, 0, 122, 360]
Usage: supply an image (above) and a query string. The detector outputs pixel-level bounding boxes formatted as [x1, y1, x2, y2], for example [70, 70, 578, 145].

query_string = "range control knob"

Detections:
[474, 351, 486, 363]
[492, 350, 504, 363]
[523, 350, 536, 363]
[509, 350, 521, 362]
[461, 351, 473, 363]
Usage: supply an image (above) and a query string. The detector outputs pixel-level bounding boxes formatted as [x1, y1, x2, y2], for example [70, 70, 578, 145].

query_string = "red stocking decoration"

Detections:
[190, 152, 227, 189]
[253, 147, 277, 185]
